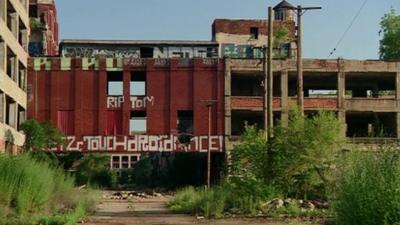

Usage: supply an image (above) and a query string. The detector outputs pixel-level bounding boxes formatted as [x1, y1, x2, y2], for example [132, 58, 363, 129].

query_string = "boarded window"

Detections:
[106, 110, 123, 135]
[57, 110, 74, 135]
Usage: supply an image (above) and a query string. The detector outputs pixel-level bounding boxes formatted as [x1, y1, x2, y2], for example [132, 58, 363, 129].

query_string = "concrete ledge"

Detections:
[0, 71, 27, 107]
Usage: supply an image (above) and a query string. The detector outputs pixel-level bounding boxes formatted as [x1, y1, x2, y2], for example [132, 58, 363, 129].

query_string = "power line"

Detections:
[328, 0, 368, 58]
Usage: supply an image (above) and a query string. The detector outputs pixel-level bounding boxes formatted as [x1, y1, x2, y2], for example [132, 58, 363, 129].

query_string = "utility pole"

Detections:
[202, 99, 217, 190]
[267, 7, 273, 139]
[295, 5, 322, 114]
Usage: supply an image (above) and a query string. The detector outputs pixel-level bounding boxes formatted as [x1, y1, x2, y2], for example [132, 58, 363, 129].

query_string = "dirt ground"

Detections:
[84, 192, 320, 225]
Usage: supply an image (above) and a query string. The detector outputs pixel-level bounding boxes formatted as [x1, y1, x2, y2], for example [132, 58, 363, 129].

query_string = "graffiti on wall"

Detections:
[107, 96, 155, 109]
[62, 47, 141, 58]
[54, 135, 224, 152]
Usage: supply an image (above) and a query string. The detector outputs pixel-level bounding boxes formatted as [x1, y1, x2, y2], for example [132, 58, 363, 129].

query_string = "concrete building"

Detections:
[0, 0, 29, 153]
[224, 59, 400, 149]
[28, 0, 58, 56]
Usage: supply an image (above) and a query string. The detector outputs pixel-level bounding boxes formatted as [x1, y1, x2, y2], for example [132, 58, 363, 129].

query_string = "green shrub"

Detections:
[75, 154, 117, 188]
[335, 151, 400, 225]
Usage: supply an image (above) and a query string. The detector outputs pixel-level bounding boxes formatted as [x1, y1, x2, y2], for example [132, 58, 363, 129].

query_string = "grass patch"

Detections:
[334, 150, 400, 225]
[0, 153, 98, 225]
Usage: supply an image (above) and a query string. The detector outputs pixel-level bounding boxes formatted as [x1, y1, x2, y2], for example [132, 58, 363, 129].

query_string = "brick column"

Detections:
[338, 71, 346, 137]
[122, 69, 131, 135]
[98, 58, 107, 135]
[280, 70, 289, 127]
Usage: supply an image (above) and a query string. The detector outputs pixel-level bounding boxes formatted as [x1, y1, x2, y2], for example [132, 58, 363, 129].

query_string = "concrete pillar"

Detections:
[396, 72, 400, 102]
[0, 92, 4, 123]
[224, 59, 231, 137]
[397, 113, 400, 139]
[338, 71, 346, 137]
[396, 72, 400, 138]
[9, 101, 17, 129]
[280, 70, 289, 127]
[338, 71, 346, 109]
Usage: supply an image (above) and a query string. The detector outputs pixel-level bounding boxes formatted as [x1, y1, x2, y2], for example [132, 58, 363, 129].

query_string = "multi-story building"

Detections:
[28, 0, 58, 56]
[26, 0, 400, 170]
[28, 40, 224, 168]
[0, 0, 29, 153]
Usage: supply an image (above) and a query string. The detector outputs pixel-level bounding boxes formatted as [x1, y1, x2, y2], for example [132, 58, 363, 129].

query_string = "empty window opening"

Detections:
[231, 75, 263, 96]
[29, 5, 38, 18]
[140, 47, 154, 58]
[346, 112, 396, 138]
[250, 27, 259, 40]
[6, 47, 16, 80]
[17, 105, 25, 131]
[18, 62, 26, 90]
[130, 111, 147, 134]
[231, 111, 263, 136]
[130, 71, 146, 96]
[107, 72, 123, 96]
[177, 111, 194, 144]
[5, 96, 16, 128]
[345, 73, 396, 98]
[6, 1, 16, 32]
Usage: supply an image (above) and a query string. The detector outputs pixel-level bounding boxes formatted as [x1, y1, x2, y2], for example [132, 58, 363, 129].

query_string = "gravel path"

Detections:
[84, 192, 319, 225]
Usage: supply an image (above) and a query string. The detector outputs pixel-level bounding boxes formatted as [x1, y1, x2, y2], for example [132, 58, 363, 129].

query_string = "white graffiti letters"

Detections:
[59, 135, 223, 153]
[107, 96, 155, 109]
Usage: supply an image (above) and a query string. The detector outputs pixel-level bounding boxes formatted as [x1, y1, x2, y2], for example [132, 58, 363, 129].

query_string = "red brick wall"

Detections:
[28, 58, 224, 152]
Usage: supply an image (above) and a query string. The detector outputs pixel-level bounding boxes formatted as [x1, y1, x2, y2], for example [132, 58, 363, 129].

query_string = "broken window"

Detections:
[130, 111, 147, 134]
[130, 71, 146, 96]
[250, 27, 259, 40]
[107, 72, 123, 96]
[112, 156, 120, 169]
[121, 156, 129, 169]
[140, 47, 154, 58]
[29, 4, 38, 18]
[130, 155, 139, 168]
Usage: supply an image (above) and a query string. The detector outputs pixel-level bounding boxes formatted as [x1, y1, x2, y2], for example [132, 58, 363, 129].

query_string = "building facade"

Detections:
[28, 43, 224, 168]
[0, 0, 29, 153]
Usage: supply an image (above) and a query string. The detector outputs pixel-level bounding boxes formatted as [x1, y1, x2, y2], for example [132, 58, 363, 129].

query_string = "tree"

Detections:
[20, 119, 64, 151]
[379, 8, 400, 60]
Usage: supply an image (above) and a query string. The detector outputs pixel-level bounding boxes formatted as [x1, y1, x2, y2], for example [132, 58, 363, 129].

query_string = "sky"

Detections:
[56, 0, 400, 60]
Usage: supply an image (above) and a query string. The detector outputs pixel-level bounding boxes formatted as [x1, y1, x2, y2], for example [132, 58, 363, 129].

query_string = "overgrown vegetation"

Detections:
[170, 110, 342, 218]
[335, 150, 400, 225]
[0, 153, 98, 225]
[75, 154, 117, 188]
[20, 119, 64, 152]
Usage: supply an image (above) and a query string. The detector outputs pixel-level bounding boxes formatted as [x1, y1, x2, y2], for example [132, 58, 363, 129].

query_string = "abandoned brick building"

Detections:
[25, 0, 400, 170]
